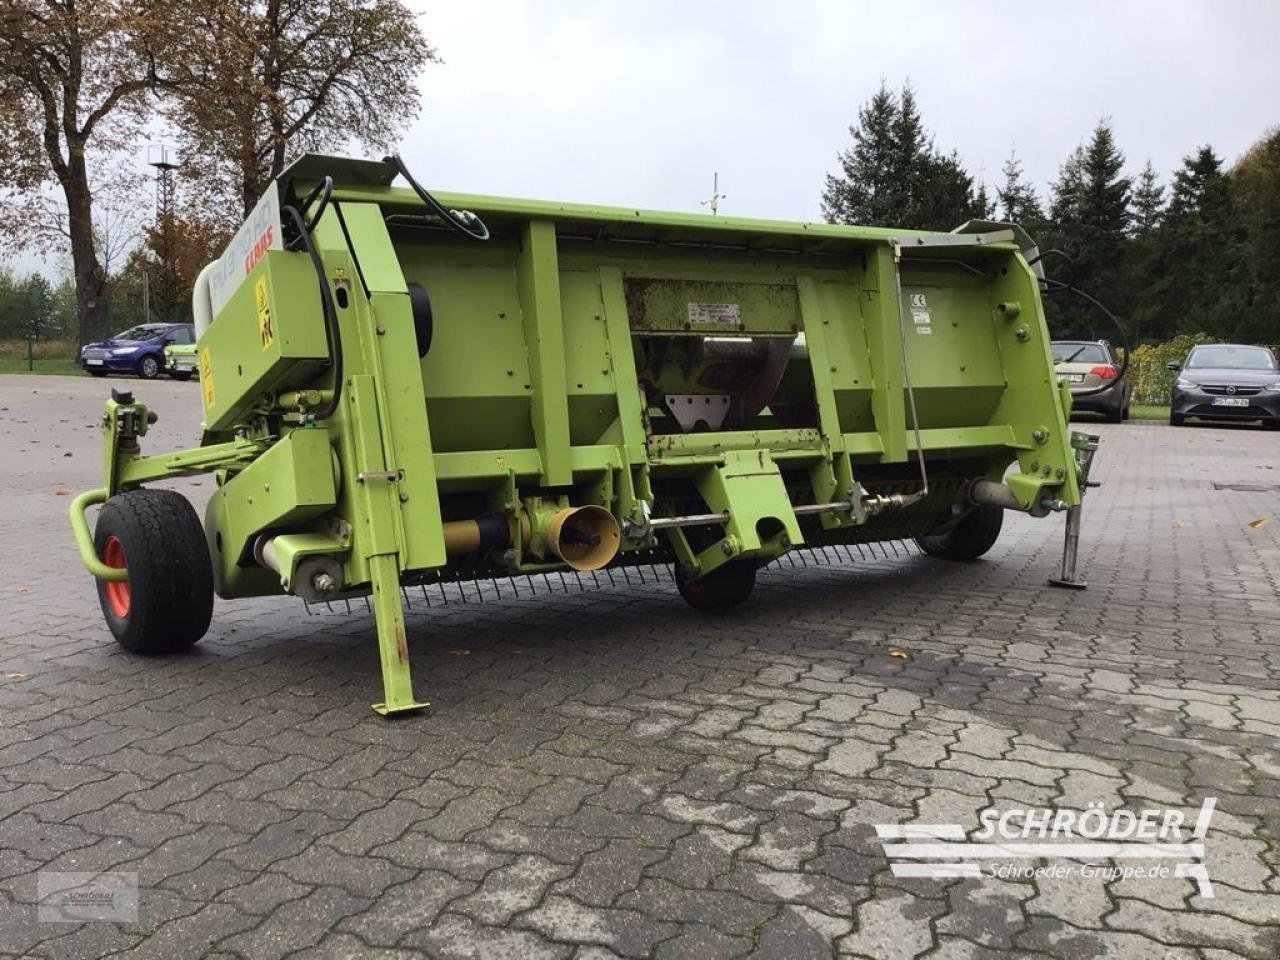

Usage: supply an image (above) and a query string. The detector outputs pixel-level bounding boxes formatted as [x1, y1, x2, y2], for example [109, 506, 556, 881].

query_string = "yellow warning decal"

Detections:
[199, 346, 214, 409]
[255, 275, 274, 350]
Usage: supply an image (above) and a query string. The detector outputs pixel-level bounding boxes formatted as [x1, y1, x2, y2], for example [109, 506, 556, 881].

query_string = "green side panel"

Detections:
[199, 250, 329, 432]
[516, 219, 572, 486]
[205, 427, 336, 597]
[334, 203, 447, 572]
[862, 247, 909, 463]
[800, 278, 876, 434]
[899, 269, 1006, 428]
[560, 269, 621, 446]
[399, 237, 535, 454]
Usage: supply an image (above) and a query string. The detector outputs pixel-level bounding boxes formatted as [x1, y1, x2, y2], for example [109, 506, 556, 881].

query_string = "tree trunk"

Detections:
[63, 153, 108, 343]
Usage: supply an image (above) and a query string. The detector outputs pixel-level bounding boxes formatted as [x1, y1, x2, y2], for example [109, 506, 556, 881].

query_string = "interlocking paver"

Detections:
[2, 375, 1280, 958]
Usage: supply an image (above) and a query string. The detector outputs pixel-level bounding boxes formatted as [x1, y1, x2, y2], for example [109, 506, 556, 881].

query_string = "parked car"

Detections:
[1050, 340, 1130, 422]
[79, 323, 196, 379]
[1167, 343, 1280, 429]
[164, 341, 198, 381]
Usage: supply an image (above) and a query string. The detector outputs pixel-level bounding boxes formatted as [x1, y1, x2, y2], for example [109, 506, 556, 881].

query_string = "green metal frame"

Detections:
[69, 153, 1084, 716]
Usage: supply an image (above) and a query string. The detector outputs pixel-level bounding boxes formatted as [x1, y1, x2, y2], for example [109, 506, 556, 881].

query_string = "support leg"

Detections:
[1049, 431, 1099, 591]
[368, 553, 428, 715]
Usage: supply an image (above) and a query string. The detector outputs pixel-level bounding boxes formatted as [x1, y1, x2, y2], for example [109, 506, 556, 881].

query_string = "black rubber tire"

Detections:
[407, 282, 434, 357]
[137, 354, 161, 379]
[93, 489, 213, 654]
[169, 371, 192, 381]
[915, 504, 1004, 561]
[676, 559, 757, 611]
[1169, 413, 1185, 426]
[1105, 404, 1123, 423]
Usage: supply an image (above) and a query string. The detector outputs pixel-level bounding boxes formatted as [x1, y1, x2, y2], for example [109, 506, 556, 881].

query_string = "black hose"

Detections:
[282, 204, 342, 420]
[384, 154, 490, 242]
[297, 176, 333, 235]
[1040, 276, 1130, 398]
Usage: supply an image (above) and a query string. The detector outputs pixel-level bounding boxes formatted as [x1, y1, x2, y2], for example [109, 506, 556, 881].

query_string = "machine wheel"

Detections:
[137, 355, 161, 379]
[1169, 413, 1185, 426]
[93, 489, 213, 654]
[676, 559, 757, 611]
[915, 504, 1004, 562]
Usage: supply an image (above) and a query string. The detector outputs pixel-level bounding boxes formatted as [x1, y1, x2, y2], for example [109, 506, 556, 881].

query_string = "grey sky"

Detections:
[7, 0, 1279, 280]
[407, 0, 1280, 220]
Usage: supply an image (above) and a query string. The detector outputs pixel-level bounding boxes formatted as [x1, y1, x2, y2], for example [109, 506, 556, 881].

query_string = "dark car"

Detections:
[79, 323, 196, 380]
[1050, 340, 1130, 422]
[1168, 343, 1280, 429]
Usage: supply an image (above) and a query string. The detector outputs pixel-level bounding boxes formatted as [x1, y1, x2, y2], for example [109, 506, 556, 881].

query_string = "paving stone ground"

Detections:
[1, 374, 1278, 959]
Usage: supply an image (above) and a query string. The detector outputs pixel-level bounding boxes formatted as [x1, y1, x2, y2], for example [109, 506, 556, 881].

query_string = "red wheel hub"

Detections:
[102, 535, 130, 618]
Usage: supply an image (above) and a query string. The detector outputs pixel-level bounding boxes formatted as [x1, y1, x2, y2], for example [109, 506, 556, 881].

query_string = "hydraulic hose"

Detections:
[296, 176, 333, 235]
[1040, 277, 1130, 398]
[384, 154, 490, 242]
[281, 204, 342, 421]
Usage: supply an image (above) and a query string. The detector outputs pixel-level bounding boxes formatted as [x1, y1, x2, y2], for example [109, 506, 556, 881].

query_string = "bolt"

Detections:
[1032, 428, 1048, 444]
[312, 572, 338, 594]
[721, 540, 734, 555]
[1055, 467, 1066, 479]
[399, 492, 410, 503]
[1015, 325, 1030, 342]
[375, 325, 386, 335]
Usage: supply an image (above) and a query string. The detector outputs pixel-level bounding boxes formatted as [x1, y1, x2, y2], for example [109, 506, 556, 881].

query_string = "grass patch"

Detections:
[0, 356, 84, 376]
[1129, 404, 1169, 420]
[0, 339, 84, 376]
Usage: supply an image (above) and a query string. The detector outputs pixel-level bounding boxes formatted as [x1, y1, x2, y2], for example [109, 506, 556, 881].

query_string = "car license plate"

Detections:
[86, 358, 103, 366]
[1063, 374, 1084, 383]
[1211, 397, 1248, 407]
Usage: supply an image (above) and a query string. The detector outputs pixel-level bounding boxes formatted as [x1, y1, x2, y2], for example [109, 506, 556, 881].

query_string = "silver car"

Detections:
[1168, 344, 1280, 429]
[1051, 340, 1129, 422]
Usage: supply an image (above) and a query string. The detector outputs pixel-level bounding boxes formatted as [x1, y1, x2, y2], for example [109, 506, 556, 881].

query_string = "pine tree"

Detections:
[1151, 146, 1248, 338]
[1077, 123, 1132, 236]
[820, 82, 901, 226]
[1043, 122, 1134, 338]
[972, 180, 995, 220]
[1131, 161, 1165, 237]
[996, 148, 1044, 230]
[1126, 160, 1166, 342]
[822, 82, 988, 230]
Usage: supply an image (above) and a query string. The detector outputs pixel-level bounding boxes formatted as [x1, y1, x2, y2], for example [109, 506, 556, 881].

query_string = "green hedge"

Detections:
[1126, 333, 1214, 404]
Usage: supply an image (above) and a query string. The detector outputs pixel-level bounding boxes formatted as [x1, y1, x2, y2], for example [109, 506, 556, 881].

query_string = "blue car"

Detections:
[79, 323, 196, 379]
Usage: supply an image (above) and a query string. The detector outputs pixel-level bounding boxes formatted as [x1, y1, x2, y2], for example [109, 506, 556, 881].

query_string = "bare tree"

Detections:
[171, 0, 437, 218]
[0, 1, 186, 340]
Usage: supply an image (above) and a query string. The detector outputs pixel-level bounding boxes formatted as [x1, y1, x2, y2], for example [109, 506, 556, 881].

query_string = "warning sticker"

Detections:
[909, 292, 932, 332]
[199, 346, 214, 409]
[687, 302, 741, 326]
[255, 276, 274, 350]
